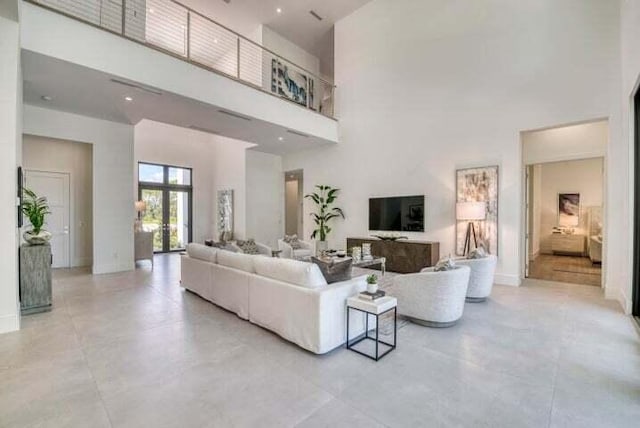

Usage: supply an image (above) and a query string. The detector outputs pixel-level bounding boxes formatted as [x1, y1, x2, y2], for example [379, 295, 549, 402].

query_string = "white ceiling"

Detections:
[22, 50, 334, 155]
[181, 0, 373, 60]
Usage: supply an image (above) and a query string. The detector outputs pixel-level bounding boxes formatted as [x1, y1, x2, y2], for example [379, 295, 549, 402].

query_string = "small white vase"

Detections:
[367, 282, 378, 294]
[316, 240, 328, 256]
[23, 229, 52, 245]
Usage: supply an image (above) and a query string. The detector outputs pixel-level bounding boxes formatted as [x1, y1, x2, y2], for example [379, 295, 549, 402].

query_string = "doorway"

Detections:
[138, 162, 193, 253]
[24, 170, 70, 268]
[284, 170, 303, 238]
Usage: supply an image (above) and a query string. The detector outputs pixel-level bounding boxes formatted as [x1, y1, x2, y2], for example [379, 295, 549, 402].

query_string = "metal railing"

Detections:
[29, 0, 336, 118]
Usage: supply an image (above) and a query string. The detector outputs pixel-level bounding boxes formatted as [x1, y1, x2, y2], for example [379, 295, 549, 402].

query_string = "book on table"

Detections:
[359, 290, 386, 301]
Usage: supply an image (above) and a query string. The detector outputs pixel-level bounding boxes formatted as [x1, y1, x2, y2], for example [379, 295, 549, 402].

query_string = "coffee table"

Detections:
[352, 256, 386, 275]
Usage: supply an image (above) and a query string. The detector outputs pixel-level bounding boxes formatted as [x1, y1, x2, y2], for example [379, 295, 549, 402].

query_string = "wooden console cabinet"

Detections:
[551, 234, 585, 256]
[346, 238, 440, 274]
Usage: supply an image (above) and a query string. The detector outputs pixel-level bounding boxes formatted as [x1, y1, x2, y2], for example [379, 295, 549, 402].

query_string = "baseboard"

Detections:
[0, 313, 20, 334]
[494, 273, 521, 287]
[605, 285, 631, 314]
[92, 261, 135, 275]
[72, 257, 93, 268]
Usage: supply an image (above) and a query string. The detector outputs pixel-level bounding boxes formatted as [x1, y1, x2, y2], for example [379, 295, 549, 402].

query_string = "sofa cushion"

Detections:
[283, 234, 302, 249]
[217, 250, 255, 273]
[236, 239, 260, 255]
[186, 243, 217, 263]
[253, 256, 328, 289]
[434, 255, 456, 271]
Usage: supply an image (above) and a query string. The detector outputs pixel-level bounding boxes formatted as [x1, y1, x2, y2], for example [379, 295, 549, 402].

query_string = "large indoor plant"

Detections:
[22, 188, 52, 245]
[305, 185, 345, 254]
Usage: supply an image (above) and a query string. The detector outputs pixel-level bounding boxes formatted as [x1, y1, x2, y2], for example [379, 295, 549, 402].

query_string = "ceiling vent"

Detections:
[286, 129, 310, 138]
[110, 78, 163, 95]
[309, 10, 323, 21]
[218, 109, 252, 121]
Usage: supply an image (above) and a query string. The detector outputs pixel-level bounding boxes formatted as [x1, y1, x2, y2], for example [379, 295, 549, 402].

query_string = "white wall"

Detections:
[618, 0, 640, 312]
[0, 7, 21, 334]
[537, 158, 604, 254]
[245, 150, 283, 247]
[23, 135, 93, 267]
[135, 120, 255, 244]
[522, 120, 609, 164]
[262, 26, 320, 75]
[23, 105, 135, 275]
[283, 0, 621, 288]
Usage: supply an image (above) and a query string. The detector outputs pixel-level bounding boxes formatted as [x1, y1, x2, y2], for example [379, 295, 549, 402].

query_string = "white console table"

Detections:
[551, 234, 585, 256]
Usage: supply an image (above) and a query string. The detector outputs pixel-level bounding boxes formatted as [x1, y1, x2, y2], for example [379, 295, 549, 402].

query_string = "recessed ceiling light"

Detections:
[278, 137, 284, 141]
[276, 7, 282, 14]
[41, 95, 52, 101]
[148, 8, 154, 13]
[214, 38, 218, 43]
[125, 96, 133, 102]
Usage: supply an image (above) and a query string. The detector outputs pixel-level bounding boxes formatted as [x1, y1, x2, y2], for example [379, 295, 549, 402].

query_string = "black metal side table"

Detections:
[346, 296, 397, 361]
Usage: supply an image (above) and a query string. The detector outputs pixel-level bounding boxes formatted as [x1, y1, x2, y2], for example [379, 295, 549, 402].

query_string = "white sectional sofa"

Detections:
[181, 243, 367, 354]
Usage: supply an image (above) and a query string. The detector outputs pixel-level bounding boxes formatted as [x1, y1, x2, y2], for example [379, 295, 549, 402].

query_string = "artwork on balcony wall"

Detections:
[455, 165, 499, 255]
[558, 193, 580, 227]
[271, 59, 314, 108]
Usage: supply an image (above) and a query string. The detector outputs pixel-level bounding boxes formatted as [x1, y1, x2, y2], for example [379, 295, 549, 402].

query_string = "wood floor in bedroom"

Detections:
[529, 254, 602, 286]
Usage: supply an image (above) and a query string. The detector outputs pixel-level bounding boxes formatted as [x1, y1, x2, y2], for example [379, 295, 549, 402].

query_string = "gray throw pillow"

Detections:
[311, 256, 352, 284]
[284, 234, 302, 250]
[467, 245, 487, 259]
[434, 256, 456, 272]
[237, 239, 260, 255]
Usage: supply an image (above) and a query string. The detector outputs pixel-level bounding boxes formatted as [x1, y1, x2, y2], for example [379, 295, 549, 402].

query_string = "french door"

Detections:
[138, 163, 193, 253]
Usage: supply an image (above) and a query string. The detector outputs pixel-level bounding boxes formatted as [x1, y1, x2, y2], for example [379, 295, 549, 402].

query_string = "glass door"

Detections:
[139, 163, 193, 253]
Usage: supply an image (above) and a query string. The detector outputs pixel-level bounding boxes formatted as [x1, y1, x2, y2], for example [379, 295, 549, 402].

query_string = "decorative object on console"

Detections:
[558, 193, 580, 227]
[351, 246, 362, 261]
[362, 243, 372, 260]
[22, 188, 52, 245]
[456, 166, 498, 256]
[218, 189, 234, 240]
[134, 200, 146, 232]
[305, 185, 345, 255]
[371, 233, 409, 241]
[456, 201, 486, 256]
[271, 59, 314, 108]
[366, 274, 379, 294]
[311, 256, 353, 284]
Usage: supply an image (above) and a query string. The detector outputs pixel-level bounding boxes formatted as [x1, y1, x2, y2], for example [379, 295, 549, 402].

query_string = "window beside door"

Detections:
[138, 162, 193, 253]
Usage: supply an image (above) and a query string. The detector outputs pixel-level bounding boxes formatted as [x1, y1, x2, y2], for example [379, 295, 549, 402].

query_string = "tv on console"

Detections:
[369, 195, 425, 232]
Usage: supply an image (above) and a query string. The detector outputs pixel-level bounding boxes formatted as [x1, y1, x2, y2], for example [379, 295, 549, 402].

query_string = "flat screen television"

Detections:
[369, 195, 424, 232]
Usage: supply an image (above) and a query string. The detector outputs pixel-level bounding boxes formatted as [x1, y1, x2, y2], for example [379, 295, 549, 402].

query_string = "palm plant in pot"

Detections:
[305, 185, 345, 255]
[22, 188, 52, 245]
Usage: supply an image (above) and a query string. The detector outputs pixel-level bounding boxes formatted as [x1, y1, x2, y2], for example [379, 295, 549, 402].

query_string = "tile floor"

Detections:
[1, 254, 639, 427]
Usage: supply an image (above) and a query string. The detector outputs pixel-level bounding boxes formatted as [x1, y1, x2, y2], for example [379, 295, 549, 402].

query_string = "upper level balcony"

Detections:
[21, 0, 339, 153]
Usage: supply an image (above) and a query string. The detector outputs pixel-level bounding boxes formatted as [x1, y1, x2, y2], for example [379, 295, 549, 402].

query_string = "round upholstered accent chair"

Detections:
[388, 265, 471, 327]
[455, 255, 497, 302]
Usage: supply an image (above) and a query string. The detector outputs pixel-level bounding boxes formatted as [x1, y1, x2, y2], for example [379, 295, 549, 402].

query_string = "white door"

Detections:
[24, 171, 71, 268]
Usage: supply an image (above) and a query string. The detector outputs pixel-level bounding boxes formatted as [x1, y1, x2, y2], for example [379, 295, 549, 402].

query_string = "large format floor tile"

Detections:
[0, 254, 638, 428]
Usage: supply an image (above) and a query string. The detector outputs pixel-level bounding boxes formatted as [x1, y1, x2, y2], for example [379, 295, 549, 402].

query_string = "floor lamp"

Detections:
[456, 201, 486, 256]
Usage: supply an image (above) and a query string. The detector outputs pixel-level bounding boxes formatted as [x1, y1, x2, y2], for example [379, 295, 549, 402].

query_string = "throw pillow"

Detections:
[467, 245, 487, 259]
[311, 256, 353, 284]
[434, 255, 456, 272]
[284, 234, 302, 250]
[237, 239, 260, 255]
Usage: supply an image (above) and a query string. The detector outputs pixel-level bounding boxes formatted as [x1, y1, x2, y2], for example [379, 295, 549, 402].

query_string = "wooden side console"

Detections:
[346, 238, 440, 274]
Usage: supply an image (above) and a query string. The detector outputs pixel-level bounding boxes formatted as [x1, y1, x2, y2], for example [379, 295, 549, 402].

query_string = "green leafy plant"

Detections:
[366, 274, 378, 284]
[22, 188, 50, 234]
[304, 185, 345, 241]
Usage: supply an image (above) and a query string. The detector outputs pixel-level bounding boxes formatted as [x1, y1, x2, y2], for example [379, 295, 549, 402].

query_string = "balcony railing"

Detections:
[28, 0, 336, 118]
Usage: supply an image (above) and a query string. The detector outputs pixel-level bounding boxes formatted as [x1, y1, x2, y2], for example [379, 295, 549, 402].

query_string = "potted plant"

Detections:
[305, 185, 344, 255]
[22, 188, 52, 245]
[366, 274, 379, 294]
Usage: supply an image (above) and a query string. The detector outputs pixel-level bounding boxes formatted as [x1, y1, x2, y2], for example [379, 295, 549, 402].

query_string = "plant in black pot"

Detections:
[22, 188, 52, 245]
[305, 185, 345, 255]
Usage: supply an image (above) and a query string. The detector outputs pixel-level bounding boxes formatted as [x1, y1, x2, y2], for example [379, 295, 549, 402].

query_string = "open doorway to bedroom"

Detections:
[522, 119, 608, 287]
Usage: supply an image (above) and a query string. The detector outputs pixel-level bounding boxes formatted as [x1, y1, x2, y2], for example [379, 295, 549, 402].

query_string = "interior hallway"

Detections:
[0, 254, 638, 427]
[529, 254, 602, 287]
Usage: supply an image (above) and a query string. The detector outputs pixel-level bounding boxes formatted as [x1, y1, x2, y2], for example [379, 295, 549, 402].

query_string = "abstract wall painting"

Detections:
[558, 193, 580, 227]
[455, 166, 499, 255]
[271, 59, 313, 107]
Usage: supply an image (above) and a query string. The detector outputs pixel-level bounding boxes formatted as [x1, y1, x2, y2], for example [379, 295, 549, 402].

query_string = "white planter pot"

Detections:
[23, 229, 52, 246]
[367, 283, 379, 294]
[316, 240, 328, 255]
